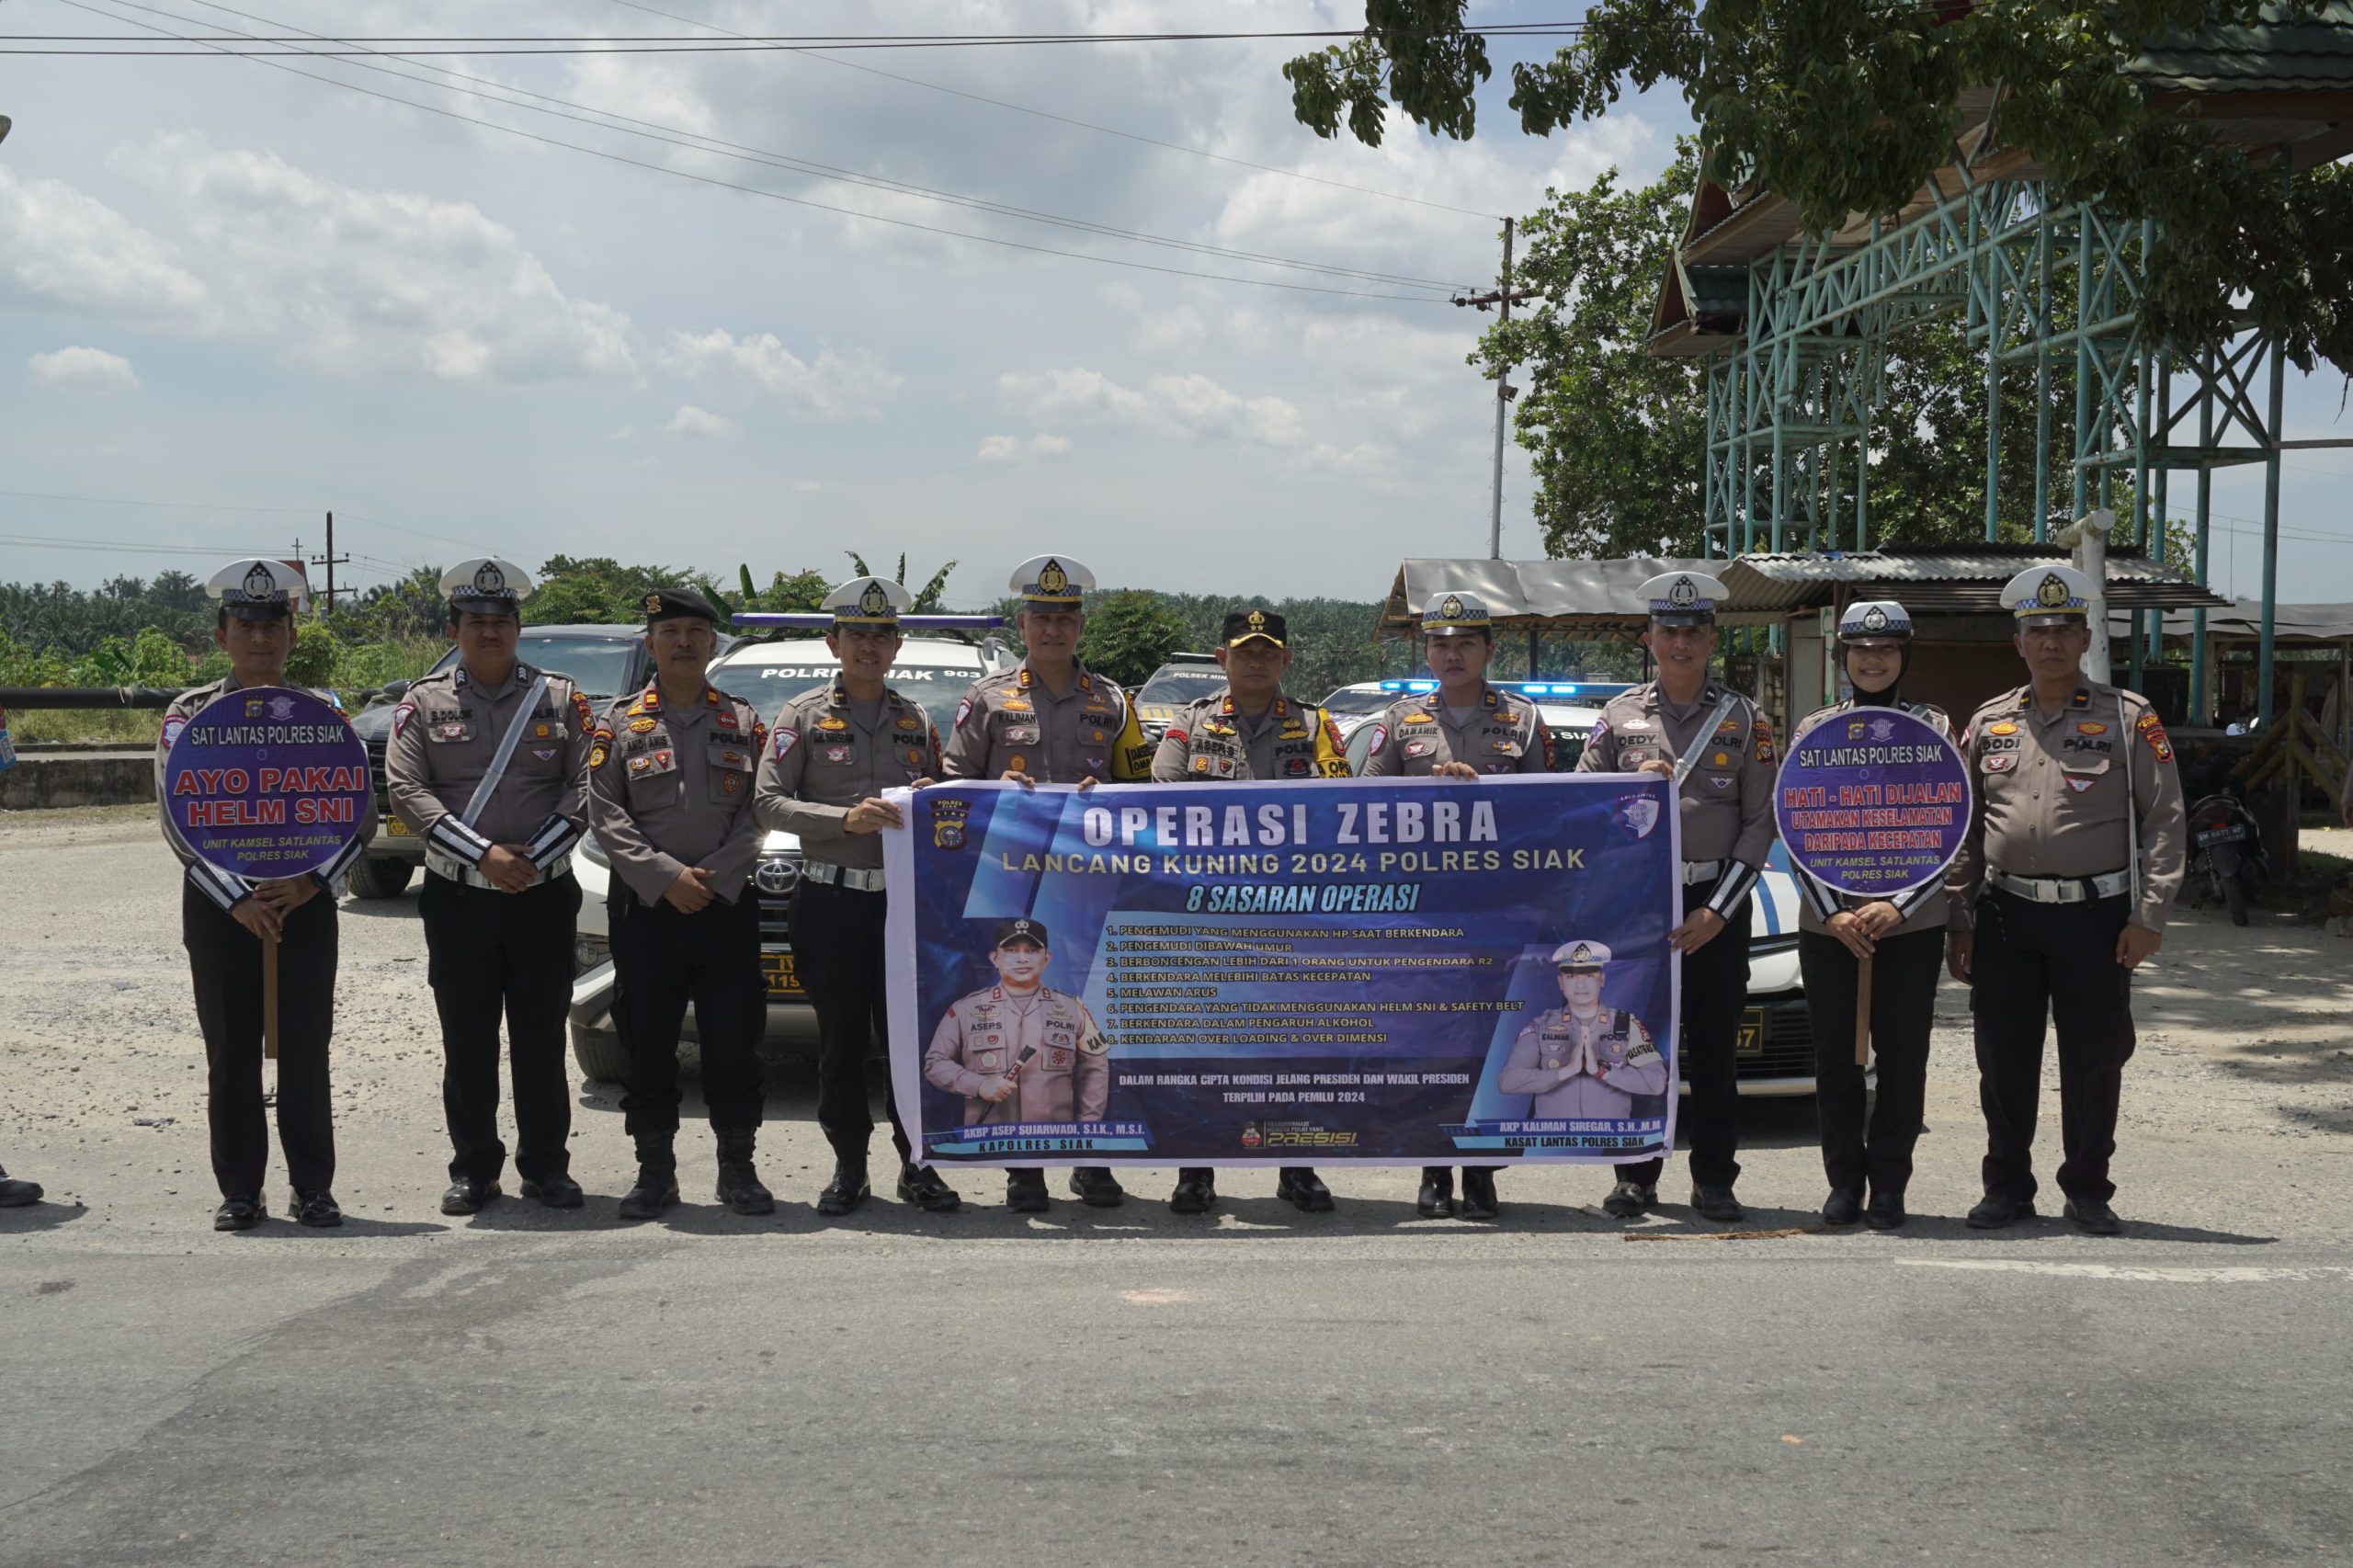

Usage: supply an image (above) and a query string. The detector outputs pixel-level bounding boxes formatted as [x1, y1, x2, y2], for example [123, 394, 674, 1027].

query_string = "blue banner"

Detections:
[882, 774, 1682, 1167]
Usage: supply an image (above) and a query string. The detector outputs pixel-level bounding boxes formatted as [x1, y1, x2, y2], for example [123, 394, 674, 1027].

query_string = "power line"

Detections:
[123, 0, 1472, 292]
[606, 0, 1506, 221]
[5, 23, 1599, 53]
[54, 0, 1458, 303]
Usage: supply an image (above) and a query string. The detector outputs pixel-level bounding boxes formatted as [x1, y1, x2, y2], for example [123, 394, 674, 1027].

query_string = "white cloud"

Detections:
[1147, 372, 1305, 446]
[977, 432, 1072, 463]
[28, 347, 141, 392]
[997, 366, 1153, 424]
[664, 404, 739, 438]
[792, 479, 825, 493]
[660, 329, 901, 419]
[0, 169, 207, 319]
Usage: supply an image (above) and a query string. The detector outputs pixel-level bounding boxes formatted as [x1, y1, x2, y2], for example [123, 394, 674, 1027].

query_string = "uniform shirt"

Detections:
[1148, 688, 1352, 782]
[1786, 698, 1954, 938]
[753, 679, 945, 870]
[1946, 681, 2188, 933]
[585, 681, 768, 906]
[922, 983, 1109, 1124]
[1495, 1006, 1666, 1119]
[940, 661, 1153, 784]
[384, 661, 597, 872]
[1357, 683, 1554, 777]
[1574, 679, 1778, 917]
[154, 675, 377, 911]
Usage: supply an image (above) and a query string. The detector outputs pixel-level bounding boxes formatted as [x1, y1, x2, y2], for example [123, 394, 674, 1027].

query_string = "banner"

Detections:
[883, 774, 1682, 1168]
[1774, 707, 1970, 896]
[161, 687, 371, 881]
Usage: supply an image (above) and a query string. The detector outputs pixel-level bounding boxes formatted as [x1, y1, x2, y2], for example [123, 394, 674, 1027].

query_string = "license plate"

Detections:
[385, 816, 411, 836]
[760, 952, 804, 997]
[1735, 1007, 1766, 1054]
[2196, 826, 2243, 846]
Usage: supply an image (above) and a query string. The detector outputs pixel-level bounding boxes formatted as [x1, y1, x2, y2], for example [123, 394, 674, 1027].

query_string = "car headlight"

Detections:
[578, 833, 610, 869]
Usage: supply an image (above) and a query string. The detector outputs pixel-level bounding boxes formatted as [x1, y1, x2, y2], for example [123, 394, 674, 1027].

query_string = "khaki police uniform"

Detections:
[923, 984, 1110, 1125]
[942, 663, 1153, 784]
[1357, 685, 1553, 778]
[387, 656, 597, 1193]
[587, 677, 771, 1143]
[755, 676, 945, 1167]
[1573, 677, 1776, 1193]
[1497, 1006, 1666, 1120]
[1948, 678, 2187, 1210]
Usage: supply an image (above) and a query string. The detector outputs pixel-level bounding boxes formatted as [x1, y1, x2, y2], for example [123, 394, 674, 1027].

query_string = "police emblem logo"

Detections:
[1847, 718, 1868, 741]
[531, 746, 557, 761]
[1713, 751, 1731, 767]
[244, 696, 265, 719]
[1984, 754, 2015, 772]
[722, 772, 742, 793]
[772, 727, 798, 759]
[1191, 756, 1211, 774]
[1860, 605, 1889, 632]
[534, 723, 551, 738]
[1008, 754, 1027, 773]
[1439, 593, 1464, 620]
[589, 742, 609, 769]
[858, 581, 890, 618]
[1868, 718, 1895, 742]
[824, 744, 850, 764]
[932, 798, 971, 849]
[241, 562, 275, 599]
[1246, 610, 1267, 631]
[1366, 722, 1388, 756]
[642, 593, 664, 615]
[2063, 775, 2095, 793]
[2036, 573, 2071, 608]
[1615, 792, 1661, 840]
[1038, 558, 1069, 596]
[1284, 756, 1310, 777]
[1668, 575, 1698, 608]
[1012, 918, 1034, 937]
[472, 561, 506, 592]
[1571, 942, 1593, 963]
[160, 714, 188, 750]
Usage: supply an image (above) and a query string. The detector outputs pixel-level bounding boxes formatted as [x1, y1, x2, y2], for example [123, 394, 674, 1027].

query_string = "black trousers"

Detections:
[788, 881, 913, 1166]
[1971, 889, 2137, 1205]
[182, 881, 337, 1199]
[1800, 925, 1942, 1199]
[1617, 886, 1751, 1190]
[420, 871, 580, 1185]
[610, 892, 766, 1145]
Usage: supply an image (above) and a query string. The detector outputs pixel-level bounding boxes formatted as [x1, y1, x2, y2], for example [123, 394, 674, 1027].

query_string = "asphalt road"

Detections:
[5, 808, 2349, 1566]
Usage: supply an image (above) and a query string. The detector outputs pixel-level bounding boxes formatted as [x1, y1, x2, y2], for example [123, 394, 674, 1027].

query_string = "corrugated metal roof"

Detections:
[1722, 546, 2230, 613]
[2134, 2, 2353, 93]
[2107, 596, 2353, 641]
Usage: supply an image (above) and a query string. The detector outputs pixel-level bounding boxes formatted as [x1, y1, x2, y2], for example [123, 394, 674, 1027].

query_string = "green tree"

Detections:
[845, 551, 958, 611]
[1075, 590, 1193, 687]
[1287, 1, 2352, 375]
[1480, 142, 2085, 554]
[734, 565, 831, 612]
[527, 556, 722, 625]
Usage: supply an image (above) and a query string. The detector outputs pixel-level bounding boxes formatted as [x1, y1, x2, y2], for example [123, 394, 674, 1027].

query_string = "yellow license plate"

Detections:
[760, 953, 804, 997]
[1735, 1007, 1766, 1054]
[385, 817, 411, 836]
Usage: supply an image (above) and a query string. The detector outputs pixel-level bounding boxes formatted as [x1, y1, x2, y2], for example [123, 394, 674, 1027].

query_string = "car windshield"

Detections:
[429, 634, 642, 701]
[718, 646, 980, 729]
[1320, 687, 1392, 714]
[1138, 664, 1228, 703]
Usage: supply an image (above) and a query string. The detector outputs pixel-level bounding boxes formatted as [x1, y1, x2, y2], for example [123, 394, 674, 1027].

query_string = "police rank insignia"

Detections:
[932, 798, 970, 849]
[2077, 721, 2109, 735]
[630, 717, 656, 733]
[1987, 722, 2019, 736]
[643, 593, 665, 615]
[896, 714, 921, 732]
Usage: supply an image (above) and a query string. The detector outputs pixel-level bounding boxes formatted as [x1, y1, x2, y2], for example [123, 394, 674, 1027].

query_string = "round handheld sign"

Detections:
[163, 686, 370, 881]
[1772, 706, 1971, 899]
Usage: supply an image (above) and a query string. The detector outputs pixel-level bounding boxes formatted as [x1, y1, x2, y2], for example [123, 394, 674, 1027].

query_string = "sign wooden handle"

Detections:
[1854, 955, 1872, 1070]
[263, 929, 280, 1062]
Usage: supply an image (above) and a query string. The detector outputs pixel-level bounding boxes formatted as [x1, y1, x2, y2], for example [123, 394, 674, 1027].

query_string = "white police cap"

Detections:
[1637, 571, 1726, 624]
[1009, 554, 1093, 607]
[1837, 599, 1914, 641]
[206, 557, 303, 619]
[824, 575, 912, 627]
[1551, 939, 1611, 969]
[2002, 564, 2096, 626]
[1420, 590, 1493, 637]
[439, 556, 532, 615]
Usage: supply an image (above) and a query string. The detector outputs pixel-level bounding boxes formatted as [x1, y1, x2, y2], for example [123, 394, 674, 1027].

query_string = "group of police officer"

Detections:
[138, 548, 2183, 1236]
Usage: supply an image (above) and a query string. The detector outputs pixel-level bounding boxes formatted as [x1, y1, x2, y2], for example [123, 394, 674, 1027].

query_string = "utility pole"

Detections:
[1456, 219, 1537, 560]
[309, 510, 349, 616]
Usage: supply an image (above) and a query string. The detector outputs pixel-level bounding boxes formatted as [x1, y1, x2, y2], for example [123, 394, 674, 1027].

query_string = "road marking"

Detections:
[1120, 1289, 1196, 1305]
[1900, 1259, 2353, 1284]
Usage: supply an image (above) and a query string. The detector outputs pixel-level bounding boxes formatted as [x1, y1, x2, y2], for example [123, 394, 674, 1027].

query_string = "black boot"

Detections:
[1458, 1167, 1500, 1221]
[1415, 1166, 1454, 1218]
[617, 1136, 678, 1221]
[818, 1157, 870, 1217]
[715, 1129, 775, 1215]
[1005, 1169, 1051, 1213]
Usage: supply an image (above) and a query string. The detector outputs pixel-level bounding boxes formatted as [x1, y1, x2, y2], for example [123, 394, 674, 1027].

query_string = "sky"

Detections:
[2, 0, 2348, 611]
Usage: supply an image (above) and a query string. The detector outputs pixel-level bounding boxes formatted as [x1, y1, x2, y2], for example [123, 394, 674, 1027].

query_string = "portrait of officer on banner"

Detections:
[922, 917, 1111, 1129]
[1495, 940, 1668, 1123]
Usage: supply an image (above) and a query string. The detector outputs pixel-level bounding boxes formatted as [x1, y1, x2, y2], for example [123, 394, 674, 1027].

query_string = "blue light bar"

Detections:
[1377, 679, 1439, 692]
[733, 613, 1006, 630]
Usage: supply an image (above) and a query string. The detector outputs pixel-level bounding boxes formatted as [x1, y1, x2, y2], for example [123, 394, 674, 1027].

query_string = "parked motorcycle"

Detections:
[2186, 790, 2267, 926]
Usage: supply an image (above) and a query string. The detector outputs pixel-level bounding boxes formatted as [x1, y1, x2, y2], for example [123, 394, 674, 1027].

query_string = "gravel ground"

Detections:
[4, 803, 2347, 1237]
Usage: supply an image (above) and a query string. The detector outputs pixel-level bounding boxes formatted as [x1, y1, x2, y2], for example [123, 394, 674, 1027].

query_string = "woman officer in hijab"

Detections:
[1787, 600, 1953, 1230]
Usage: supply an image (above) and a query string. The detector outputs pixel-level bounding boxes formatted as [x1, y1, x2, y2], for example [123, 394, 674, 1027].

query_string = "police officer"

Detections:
[922, 917, 1111, 1131]
[157, 558, 377, 1231]
[0, 1164, 42, 1206]
[1150, 608, 1352, 1214]
[1497, 941, 1667, 1118]
[1573, 571, 1776, 1224]
[1789, 599, 1953, 1229]
[1358, 589, 1554, 1220]
[754, 577, 962, 1219]
[940, 553, 1152, 1211]
[586, 586, 772, 1221]
[386, 558, 597, 1215]
[1947, 565, 2186, 1234]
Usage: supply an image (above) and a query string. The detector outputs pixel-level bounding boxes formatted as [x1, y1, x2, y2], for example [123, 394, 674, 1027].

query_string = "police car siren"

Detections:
[732, 612, 1008, 630]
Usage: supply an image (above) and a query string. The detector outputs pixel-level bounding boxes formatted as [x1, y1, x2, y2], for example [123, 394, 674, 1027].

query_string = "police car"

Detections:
[563, 630, 1014, 1080]
[1333, 679, 1818, 1100]
[1131, 651, 1226, 744]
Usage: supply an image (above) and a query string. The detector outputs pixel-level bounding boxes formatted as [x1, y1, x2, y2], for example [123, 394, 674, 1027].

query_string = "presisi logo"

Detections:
[1259, 1121, 1359, 1149]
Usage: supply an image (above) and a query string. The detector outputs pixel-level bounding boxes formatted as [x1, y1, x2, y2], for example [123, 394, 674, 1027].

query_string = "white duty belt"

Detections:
[427, 851, 569, 890]
[801, 860, 888, 892]
[1988, 868, 2131, 903]
[1681, 858, 1726, 886]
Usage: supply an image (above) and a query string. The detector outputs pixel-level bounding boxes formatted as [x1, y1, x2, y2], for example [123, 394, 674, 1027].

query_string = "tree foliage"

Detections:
[1289, 1, 2352, 374]
[845, 551, 958, 611]
[1073, 589, 1194, 687]
[1483, 142, 2092, 555]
